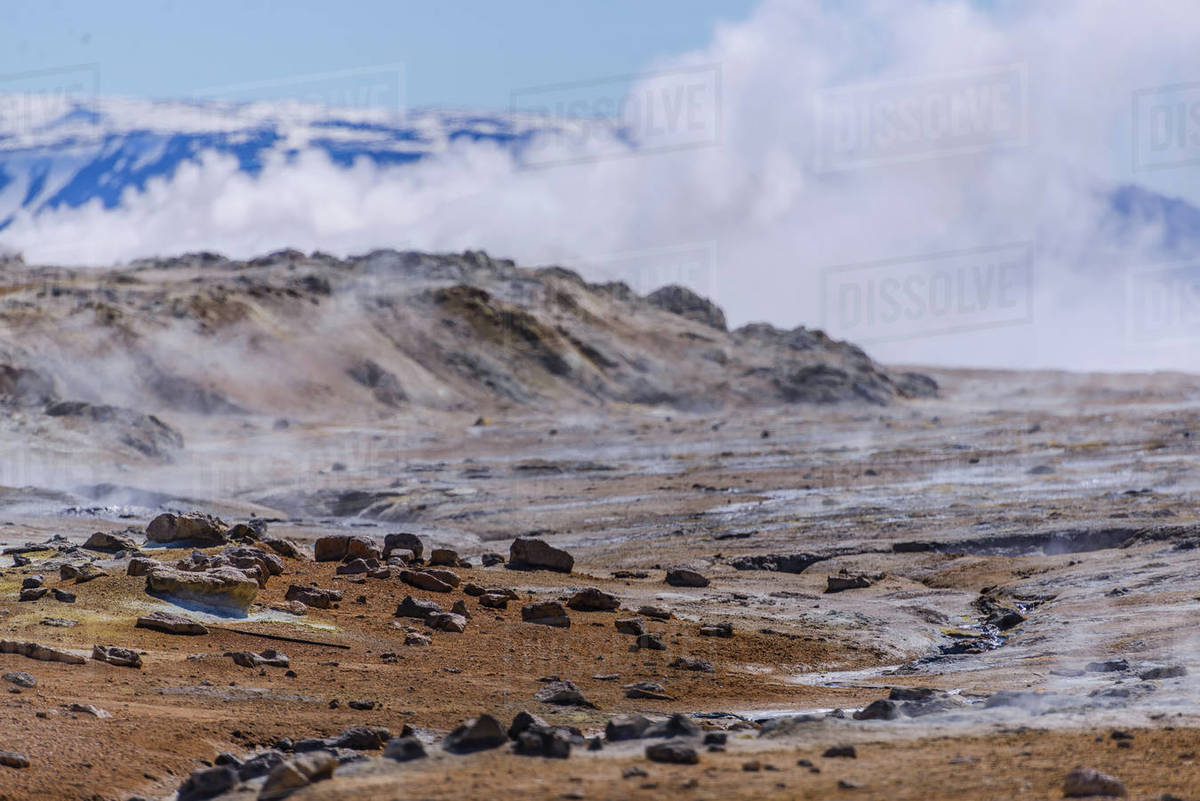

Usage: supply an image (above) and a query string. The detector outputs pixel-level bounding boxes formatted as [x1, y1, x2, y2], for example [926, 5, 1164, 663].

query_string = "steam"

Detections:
[5, 0, 1200, 370]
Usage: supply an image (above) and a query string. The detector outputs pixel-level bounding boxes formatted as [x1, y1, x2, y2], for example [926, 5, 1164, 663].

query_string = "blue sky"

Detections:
[0, 0, 757, 109]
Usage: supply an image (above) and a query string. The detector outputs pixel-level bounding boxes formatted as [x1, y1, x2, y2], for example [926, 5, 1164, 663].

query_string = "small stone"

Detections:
[826, 574, 872, 593]
[0, 751, 30, 769]
[1063, 767, 1127, 798]
[480, 553, 504, 567]
[638, 605, 672, 620]
[1085, 659, 1130, 673]
[623, 681, 674, 700]
[425, 612, 468, 633]
[479, 592, 509, 609]
[92, 644, 142, 669]
[68, 703, 110, 718]
[428, 548, 460, 566]
[622, 765, 648, 779]
[51, 588, 75, 603]
[399, 569, 454, 593]
[508, 711, 550, 739]
[347, 700, 376, 711]
[404, 632, 431, 647]
[2, 672, 35, 688]
[853, 699, 899, 721]
[21, 576, 43, 589]
[383, 737, 426, 762]
[698, 621, 733, 637]
[18, 588, 47, 602]
[384, 532, 424, 561]
[606, 715, 653, 741]
[644, 714, 700, 739]
[395, 595, 444, 621]
[285, 585, 343, 609]
[443, 714, 508, 753]
[451, 599, 472, 618]
[83, 531, 138, 552]
[136, 611, 208, 636]
[646, 741, 699, 764]
[669, 656, 714, 672]
[259, 751, 338, 801]
[176, 766, 237, 801]
[1140, 665, 1187, 681]
[665, 568, 709, 588]
[615, 617, 645, 636]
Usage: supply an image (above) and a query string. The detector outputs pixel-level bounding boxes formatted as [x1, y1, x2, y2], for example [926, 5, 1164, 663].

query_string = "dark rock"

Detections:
[826, 574, 873, 593]
[384, 532, 424, 561]
[332, 726, 389, 750]
[638, 605, 672, 620]
[313, 535, 350, 562]
[0, 751, 30, 769]
[443, 714, 508, 753]
[1085, 659, 1130, 673]
[20, 576, 44, 590]
[522, 601, 570, 628]
[426, 612, 468, 633]
[508, 711, 550, 739]
[606, 715, 653, 741]
[478, 592, 509, 609]
[508, 537, 574, 573]
[285, 585, 342, 609]
[1063, 768, 1127, 798]
[400, 569, 454, 593]
[136, 611, 209, 636]
[1139, 665, 1187, 680]
[480, 553, 504, 567]
[698, 621, 733, 638]
[624, 681, 674, 700]
[177, 766, 237, 801]
[428, 548, 461, 566]
[383, 737, 426, 762]
[669, 656, 714, 672]
[83, 531, 138, 552]
[853, 699, 899, 721]
[823, 745, 857, 758]
[566, 588, 620, 611]
[237, 751, 285, 780]
[729, 553, 826, 574]
[646, 284, 727, 331]
[665, 568, 709, 588]
[347, 700, 376, 711]
[259, 751, 338, 801]
[18, 588, 47, 602]
[615, 617, 645, 636]
[645, 713, 701, 739]
[514, 726, 572, 759]
[2, 672, 36, 688]
[51, 588, 75, 603]
[636, 633, 666, 651]
[645, 741, 699, 764]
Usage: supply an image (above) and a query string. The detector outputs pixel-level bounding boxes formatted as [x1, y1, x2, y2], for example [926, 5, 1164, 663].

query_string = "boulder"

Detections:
[566, 588, 620, 611]
[136, 611, 208, 636]
[522, 601, 570, 628]
[534, 680, 595, 708]
[0, 640, 86, 665]
[424, 568, 461, 587]
[313, 535, 350, 562]
[665, 568, 709, 588]
[399, 569, 453, 593]
[428, 548, 460, 566]
[259, 752, 338, 801]
[443, 714, 508, 753]
[1063, 768, 1127, 798]
[853, 699, 899, 721]
[145, 512, 227, 546]
[826, 574, 873, 593]
[478, 592, 509, 609]
[425, 612, 468, 633]
[345, 535, 381, 561]
[615, 618, 645, 636]
[127, 557, 161, 577]
[508, 537, 574, 573]
[646, 741, 699, 764]
[605, 714, 653, 741]
[177, 766, 237, 801]
[699, 622, 733, 638]
[636, 633, 666, 651]
[145, 566, 259, 611]
[514, 726, 572, 759]
[227, 649, 289, 668]
[395, 596, 444, 621]
[383, 737, 427, 762]
[384, 532, 424, 561]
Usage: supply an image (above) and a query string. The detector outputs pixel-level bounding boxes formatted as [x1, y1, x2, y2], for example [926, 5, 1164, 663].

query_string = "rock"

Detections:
[443, 714, 508, 753]
[39, 617, 76, 628]
[0, 640, 86, 665]
[699, 621, 733, 638]
[51, 588, 75, 603]
[177, 766, 237, 801]
[92, 644, 142, 669]
[332, 726, 389, 750]
[429, 548, 460, 566]
[615, 617, 645, 635]
[227, 649, 289, 668]
[478, 592, 509, 609]
[522, 601, 571, 628]
[623, 681, 674, 700]
[68, 703, 110, 718]
[1086, 659, 1130, 673]
[451, 599, 472, 618]
[384, 532, 424, 561]
[18, 588, 47, 602]
[345, 535, 381, 561]
[0, 751, 30, 769]
[566, 588, 620, 611]
[145, 512, 227, 546]
[823, 745, 857, 758]
[480, 553, 504, 567]
[636, 633, 666, 651]
[638, 605, 672, 620]
[221, 545, 284, 577]
[399, 569, 454, 593]
[665, 568, 709, 587]
[508, 537, 574, 573]
[271, 600, 308, 616]
[826, 574, 873, 593]
[425, 568, 461, 587]
[426, 612, 468, 633]
[127, 557, 161, 577]
[314, 535, 350, 562]
[395, 595, 444, 621]
[259, 751, 338, 800]
[463, 582, 487, 596]
[21, 575, 43, 589]
[59, 564, 83, 581]
[646, 284, 726, 330]
[136, 611, 208, 635]
[644, 713, 701, 739]
[237, 751, 285, 780]
[146, 566, 258, 610]
[335, 557, 375, 575]
[606, 714, 653, 741]
[669, 656, 714, 672]
[534, 680, 595, 708]
[262, 536, 304, 559]
[83, 531, 138, 552]
[646, 741, 699, 764]
[383, 737, 427, 762]
[514, 726, 572, 759]
[508, 711, 550, 739]
[853, 699, 899, 721]
[284, 585, 343, 609]
[2, 671, 36, 688]
[73, 564, 108, 583]
[729, 553, 827, 574]
[1063, 768, 1127, 798]
[227, 519, 267, 542]
[1139, 665, 1187, 680]
[404, 632, 431, 647]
